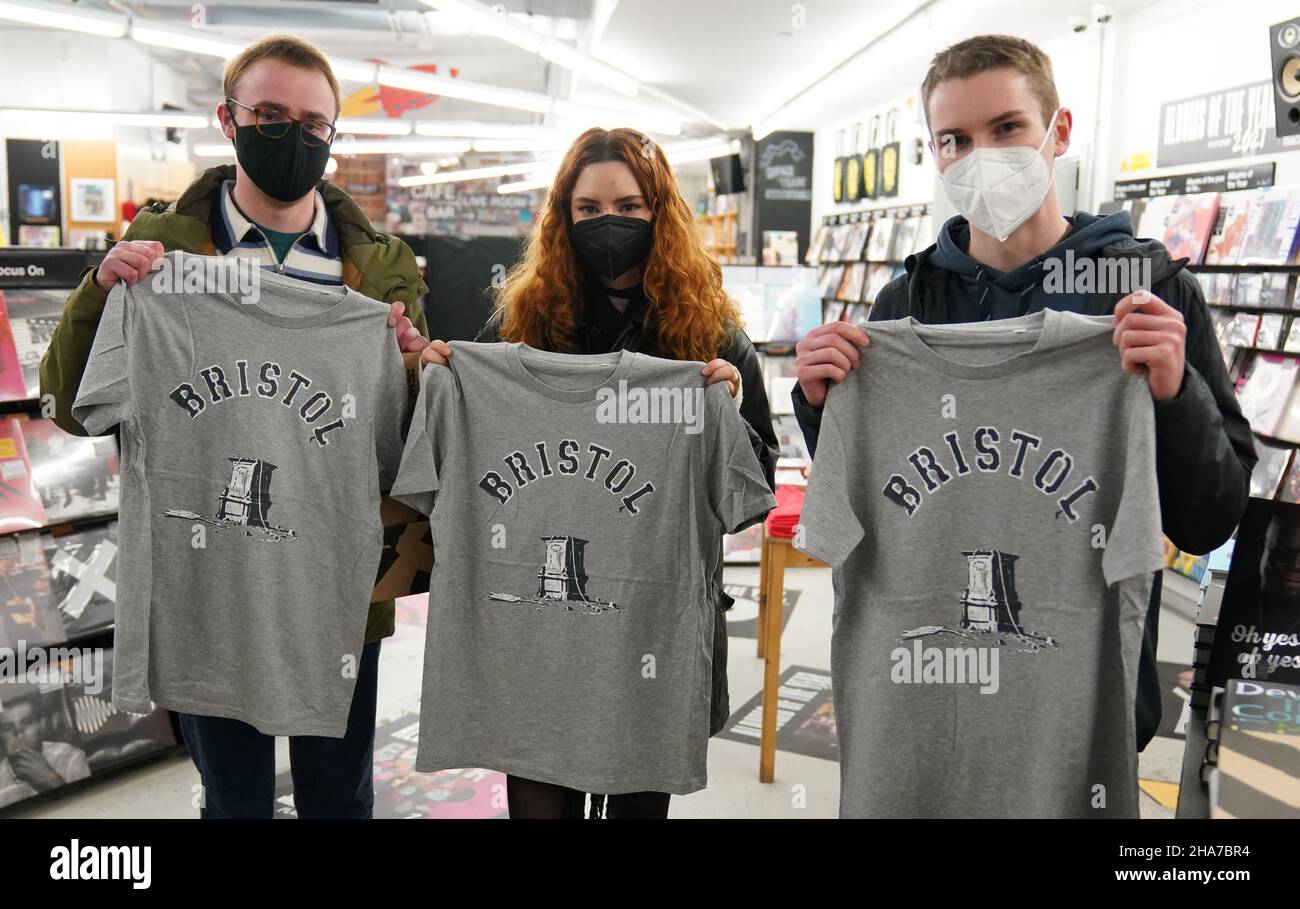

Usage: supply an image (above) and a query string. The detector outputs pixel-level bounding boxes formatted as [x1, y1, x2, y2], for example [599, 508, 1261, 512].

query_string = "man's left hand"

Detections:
[1113, 290, 1186, 402]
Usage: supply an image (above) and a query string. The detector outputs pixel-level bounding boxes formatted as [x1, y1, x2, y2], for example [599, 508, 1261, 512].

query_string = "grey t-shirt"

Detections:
[390, 342, 776, 795]
[71, 250, 409, 736]
[797, 309, 1165, 818]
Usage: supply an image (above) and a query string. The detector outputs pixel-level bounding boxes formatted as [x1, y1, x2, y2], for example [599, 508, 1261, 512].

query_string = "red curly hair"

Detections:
[494, 127, 741, 362]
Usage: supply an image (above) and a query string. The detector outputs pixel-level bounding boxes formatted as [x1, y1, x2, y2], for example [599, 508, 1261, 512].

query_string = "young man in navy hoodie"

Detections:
[793, 34, 1257, 750]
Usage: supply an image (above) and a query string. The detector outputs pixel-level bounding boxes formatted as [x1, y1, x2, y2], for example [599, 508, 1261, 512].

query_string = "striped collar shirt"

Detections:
[210, 180, 343, 285]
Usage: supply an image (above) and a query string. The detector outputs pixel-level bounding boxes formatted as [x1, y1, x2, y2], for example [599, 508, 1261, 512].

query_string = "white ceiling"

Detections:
[8, 0, 1169, 133]
[595, 0, 1167, 131]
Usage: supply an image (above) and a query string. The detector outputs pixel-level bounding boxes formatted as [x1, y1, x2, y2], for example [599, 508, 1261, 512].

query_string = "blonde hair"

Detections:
[222, 35, 341, 119]
[922, 34, 1059, 128]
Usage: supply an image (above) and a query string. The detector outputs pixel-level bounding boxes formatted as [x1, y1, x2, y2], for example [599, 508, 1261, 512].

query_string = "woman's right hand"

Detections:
[420, 339, 452, 368]
[795, 321, 870, 407]
[95, 240, 166, 294]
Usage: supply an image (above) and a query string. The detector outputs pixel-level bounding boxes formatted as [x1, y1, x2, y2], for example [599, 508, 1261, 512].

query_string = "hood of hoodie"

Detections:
[928, 209, 1165, 321]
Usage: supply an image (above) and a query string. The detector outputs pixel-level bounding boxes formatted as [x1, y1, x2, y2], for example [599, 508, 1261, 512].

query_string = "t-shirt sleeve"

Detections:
[706, 383, 777, 534]
[1101, 380, 1166, 587]
[795, 393, 866, 569]
[374, 330, 415, 494]
[389, 362, 455, 516]
[70, 283, 133, 436]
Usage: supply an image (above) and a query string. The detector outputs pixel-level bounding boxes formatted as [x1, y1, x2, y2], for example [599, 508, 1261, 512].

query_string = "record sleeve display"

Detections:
[1135, 194, 1181, 245]
[816, 226, 839, 263]
[0, 645, 176, 810]
[1237, 354, 1299, 435]
[865, 218, 894, 262]
[837, 262, 866, 302]
[830, 223, 855, 261]
[912, 215, 933, 253]
[806, 225, 830, 266]
[1205, 191, 1256, 265]
[864, 263, 895, 303]
[1209, 272, 1238, 304]
[1250, 440, 1293, 499]
[1212, 679, 1300, 819]
[1233, 273, 1262, 307]
[1258, 314, 1287, 351]
[0, 290, 63, 402]
[0, 531, 66, 649]
[64, 646, 176, 773]
[20, 418, 119, 525]
[1240, 187, 1300, 265]
[1208, 500, 1300, 690]
[1260, 273, 1293, 309]
[0, 294, 27, 403]
[842, 302, 869, 325]
[0, 417, 45, 535]
[818, 265, 844, 299]
[888, 216, 921, 262]
[43, 521, 117, 640]
[1226, 313, 1260, 348]
[1156, 194, 1220, 264]
[842, 222, 869, 262]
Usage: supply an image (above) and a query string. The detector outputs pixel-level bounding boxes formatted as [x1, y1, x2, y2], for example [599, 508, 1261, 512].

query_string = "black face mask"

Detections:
[233, 123, 331, 203]
[570, 214, 654, 282]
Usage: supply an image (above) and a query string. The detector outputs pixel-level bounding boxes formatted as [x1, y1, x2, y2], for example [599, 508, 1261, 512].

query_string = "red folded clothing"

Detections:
[765, 484, 804, 539]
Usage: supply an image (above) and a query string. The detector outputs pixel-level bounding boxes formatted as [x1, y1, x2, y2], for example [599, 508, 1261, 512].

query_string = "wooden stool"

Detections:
[756, 525, 827, 783]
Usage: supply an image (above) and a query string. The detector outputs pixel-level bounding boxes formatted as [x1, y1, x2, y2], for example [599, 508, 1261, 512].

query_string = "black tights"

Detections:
[506, 775, 670, 819]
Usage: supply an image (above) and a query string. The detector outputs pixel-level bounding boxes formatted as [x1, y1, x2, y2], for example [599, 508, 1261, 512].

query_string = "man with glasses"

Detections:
[40, 34, 431, 819]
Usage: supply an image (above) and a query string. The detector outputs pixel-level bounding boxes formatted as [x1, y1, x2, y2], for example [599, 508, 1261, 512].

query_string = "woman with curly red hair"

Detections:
[422, 126, 778, 819]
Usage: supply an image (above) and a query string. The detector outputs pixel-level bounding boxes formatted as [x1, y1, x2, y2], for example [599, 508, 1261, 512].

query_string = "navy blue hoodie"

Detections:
[931, 209, 1137, 321]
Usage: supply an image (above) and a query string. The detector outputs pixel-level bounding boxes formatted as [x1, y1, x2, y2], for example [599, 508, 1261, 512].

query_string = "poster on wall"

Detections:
[1158, 81, 1300, 167]
[386, 161, 538, 238]
[7, 139, 63, 248]
[754, 131, 813, 263]
[69, 178, 116, 223]
[16, 227, 60, 248]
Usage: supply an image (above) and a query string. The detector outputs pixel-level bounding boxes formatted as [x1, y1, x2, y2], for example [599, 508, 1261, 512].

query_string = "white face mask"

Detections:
[939, 109, 1061, 242]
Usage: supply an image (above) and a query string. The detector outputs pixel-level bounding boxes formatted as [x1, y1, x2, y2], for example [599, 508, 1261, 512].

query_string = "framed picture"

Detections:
[17, 225, 61, 247]
[69, 178, 116, 223]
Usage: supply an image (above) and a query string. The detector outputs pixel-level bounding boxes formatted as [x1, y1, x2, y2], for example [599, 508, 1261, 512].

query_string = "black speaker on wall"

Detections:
[1271, 16, 1300, 138]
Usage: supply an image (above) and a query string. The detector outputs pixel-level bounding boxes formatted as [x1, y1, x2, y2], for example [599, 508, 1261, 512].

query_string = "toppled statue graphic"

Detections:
[901, 549, 1059, 653]
[161, 457, 299, 543]
[486, 535, 620, 616]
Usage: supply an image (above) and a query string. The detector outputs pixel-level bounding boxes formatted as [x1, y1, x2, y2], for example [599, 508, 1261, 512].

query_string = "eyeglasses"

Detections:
[224, 98, 336, 147]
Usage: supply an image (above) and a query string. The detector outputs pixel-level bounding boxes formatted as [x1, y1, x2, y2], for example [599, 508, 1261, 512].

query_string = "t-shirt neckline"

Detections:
[238, 266, 358, 329]
[895, 309, 1062, 379]
[506, 342, 635, 403]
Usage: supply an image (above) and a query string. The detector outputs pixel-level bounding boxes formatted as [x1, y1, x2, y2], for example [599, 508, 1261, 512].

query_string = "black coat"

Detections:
[792, 230, 1256, 751]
